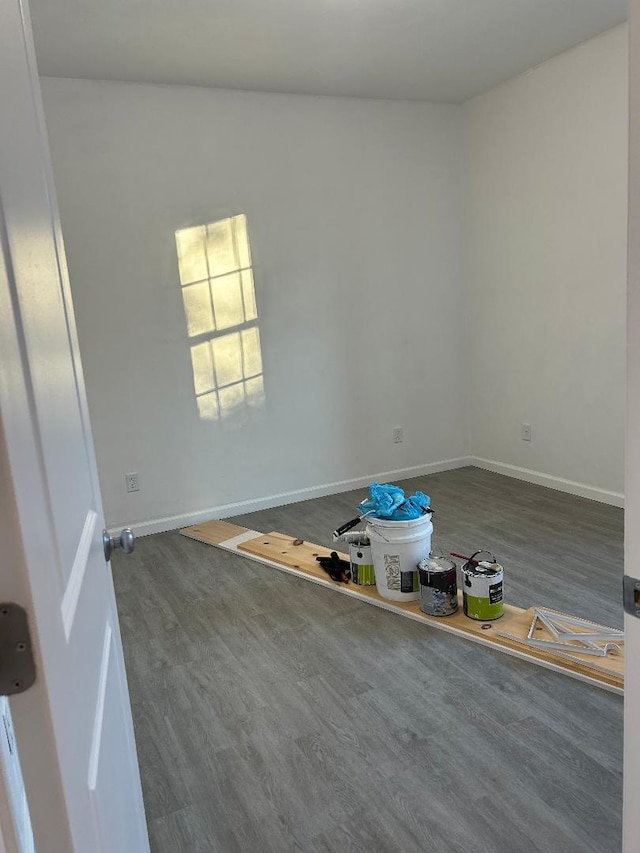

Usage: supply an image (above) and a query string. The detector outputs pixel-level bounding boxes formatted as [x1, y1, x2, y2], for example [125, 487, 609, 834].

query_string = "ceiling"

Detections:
[30, 0, 627, 104]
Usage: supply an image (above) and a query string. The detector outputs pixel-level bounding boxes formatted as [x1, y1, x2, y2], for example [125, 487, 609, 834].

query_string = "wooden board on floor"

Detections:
[181, 519, 249, 545]
[237, 531, 624, 691]
[239, 532, 347, 575]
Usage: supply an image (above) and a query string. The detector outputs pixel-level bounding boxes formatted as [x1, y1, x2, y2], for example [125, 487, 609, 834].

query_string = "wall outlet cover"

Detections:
[125, 472, 140, 492]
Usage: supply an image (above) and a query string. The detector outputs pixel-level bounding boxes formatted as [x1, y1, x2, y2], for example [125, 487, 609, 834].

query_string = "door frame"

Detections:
[625, 0, 640, 848]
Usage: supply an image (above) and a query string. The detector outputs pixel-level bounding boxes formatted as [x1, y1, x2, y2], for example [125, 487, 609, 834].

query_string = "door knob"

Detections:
[103, 528, 135, 562]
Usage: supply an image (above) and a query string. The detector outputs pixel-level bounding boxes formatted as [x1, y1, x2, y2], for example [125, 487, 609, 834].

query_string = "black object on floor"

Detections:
[316, 550, 351, 583]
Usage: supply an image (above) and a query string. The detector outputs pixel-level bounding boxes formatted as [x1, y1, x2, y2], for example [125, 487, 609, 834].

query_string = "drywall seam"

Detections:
[471, 456, 624, 507]
[109, 456, 472, 536]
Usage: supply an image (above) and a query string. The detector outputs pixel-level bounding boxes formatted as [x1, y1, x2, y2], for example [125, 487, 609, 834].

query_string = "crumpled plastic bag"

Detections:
[359, 482, 431, 520]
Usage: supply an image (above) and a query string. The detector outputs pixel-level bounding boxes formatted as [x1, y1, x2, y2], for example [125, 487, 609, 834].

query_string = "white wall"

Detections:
[40, 26, 629, 529]
[466, 25, 628, 502]
[40, 79, 469, 531]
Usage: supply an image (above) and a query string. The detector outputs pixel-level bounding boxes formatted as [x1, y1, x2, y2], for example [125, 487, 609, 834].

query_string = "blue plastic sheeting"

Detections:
[359, 482, 431, 520]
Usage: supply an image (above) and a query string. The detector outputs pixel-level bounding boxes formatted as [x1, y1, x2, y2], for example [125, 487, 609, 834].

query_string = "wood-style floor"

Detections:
[112, 466, 624, 853]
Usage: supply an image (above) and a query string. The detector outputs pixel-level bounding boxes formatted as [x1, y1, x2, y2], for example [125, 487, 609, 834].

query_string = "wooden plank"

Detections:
[180, 519, 249, 545]
[238, 532, 623, 690]
[239, 532, 347, 576]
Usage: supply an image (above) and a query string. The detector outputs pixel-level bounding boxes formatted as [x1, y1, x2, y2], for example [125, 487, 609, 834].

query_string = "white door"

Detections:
[627, 2, 640, 851]
[0, 1, 149, 851]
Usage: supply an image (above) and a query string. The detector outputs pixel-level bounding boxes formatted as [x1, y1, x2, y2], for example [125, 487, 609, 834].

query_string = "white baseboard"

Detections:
[471, 456, 624, 508]
[111, 456, 473, 537]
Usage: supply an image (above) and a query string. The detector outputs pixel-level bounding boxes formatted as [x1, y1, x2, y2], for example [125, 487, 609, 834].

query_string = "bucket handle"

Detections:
[333, 510, 376, 538]
[467, 550, 497, 566]
[364, 511, 431, 544]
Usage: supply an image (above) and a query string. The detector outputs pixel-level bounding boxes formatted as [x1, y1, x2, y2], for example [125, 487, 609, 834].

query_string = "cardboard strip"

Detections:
[180, 519, 248, 545]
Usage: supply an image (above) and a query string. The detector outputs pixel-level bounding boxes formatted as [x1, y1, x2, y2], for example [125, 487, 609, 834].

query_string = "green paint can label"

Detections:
[461, 556, 504, 621]
[349, 543, 376, 586]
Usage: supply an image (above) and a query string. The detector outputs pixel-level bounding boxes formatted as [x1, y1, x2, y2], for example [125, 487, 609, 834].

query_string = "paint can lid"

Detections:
[462, 560, 501, 577]
[418, 553, 457, 573]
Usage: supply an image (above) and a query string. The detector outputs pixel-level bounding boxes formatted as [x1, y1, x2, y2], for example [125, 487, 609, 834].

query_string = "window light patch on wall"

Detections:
[176, 215, 265, 421]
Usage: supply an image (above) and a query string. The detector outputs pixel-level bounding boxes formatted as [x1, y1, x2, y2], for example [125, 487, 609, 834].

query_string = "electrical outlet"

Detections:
[393, 427, 404, 444]
[125, 472, 140, 492]
[521, 423, 532, 442]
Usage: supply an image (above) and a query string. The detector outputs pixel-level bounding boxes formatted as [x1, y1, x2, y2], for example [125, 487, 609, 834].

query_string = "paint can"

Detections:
[417, 553, 458, 616]
[461, 550, 504, 621]
[349, 540, 376, 586]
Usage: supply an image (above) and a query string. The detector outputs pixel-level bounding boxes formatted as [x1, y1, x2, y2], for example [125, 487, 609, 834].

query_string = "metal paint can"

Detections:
[461, 550, 504, 621]
[417, 553, 458, 616]
[349, 541, 376, 586]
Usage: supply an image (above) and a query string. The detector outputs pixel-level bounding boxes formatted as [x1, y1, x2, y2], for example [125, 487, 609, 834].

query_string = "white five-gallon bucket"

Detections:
[365, 514, 433, 602]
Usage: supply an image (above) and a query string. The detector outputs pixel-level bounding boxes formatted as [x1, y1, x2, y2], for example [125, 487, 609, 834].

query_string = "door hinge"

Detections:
[623, 575, 640, 619]
[0, 604, 36, 695]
